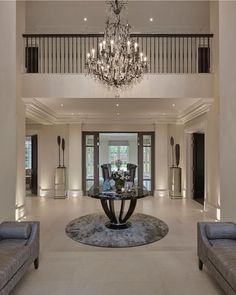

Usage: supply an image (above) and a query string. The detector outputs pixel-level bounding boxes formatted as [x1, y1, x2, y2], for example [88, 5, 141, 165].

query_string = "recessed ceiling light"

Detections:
[116, 103, 119, 107]
[172, 104, 176, 107]
[149, 18, 154, 22]
[60, 104, 64, 107]
[84, 17, 87, 22]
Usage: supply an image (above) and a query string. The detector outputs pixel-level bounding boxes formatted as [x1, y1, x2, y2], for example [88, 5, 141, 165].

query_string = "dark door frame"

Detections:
[192, 133, 205, 205]
[31, 134, 38, 195]
[82, 132, 99, 194]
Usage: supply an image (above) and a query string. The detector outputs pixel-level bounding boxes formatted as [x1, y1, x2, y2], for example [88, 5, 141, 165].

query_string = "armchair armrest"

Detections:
[0, 222, 32, 239]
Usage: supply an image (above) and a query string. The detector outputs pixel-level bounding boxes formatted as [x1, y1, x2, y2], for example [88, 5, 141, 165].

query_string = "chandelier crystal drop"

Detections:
[86, 0, 148, 89]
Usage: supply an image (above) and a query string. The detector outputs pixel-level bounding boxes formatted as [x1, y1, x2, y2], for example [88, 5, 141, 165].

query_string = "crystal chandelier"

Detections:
[86, 0, 148, 89]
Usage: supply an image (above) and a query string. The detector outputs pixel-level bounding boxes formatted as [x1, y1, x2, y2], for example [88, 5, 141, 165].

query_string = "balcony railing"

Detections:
[23, 33, 213, 74]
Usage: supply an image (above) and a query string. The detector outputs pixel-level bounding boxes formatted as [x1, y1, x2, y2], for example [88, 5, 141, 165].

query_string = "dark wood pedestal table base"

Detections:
[88, 186, 149, 229]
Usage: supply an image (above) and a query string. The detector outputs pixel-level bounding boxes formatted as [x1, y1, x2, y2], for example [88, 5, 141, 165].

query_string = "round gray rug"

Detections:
[65, 213, 169, 248]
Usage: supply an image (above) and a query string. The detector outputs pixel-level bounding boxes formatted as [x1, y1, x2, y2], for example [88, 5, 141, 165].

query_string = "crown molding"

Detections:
[24, 98, 213, 126]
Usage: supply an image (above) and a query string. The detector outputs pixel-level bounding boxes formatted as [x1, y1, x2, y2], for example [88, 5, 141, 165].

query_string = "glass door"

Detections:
[138, 132, 155, 195]
[82, 132, 99, 194]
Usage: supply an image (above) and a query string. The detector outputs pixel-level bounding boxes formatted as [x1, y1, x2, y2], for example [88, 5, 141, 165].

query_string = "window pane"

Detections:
[86, 147, 94, 179]
[143, 135, 151, 146]
[86, 180, 94, 191]
[86, 135, 94, 146]
[143, 180, 151, 191]
[143, 146, 151, 179]
[25, 137, 32, 169]
[109, 145, 129, 170]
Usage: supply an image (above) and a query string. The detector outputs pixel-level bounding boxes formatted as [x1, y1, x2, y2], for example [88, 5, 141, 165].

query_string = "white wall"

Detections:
[0, 1, 17, 221]
[22, 74, 214, 99]
[154, 124, 168, 196]
[68, 124, 83, 197]
[25, 1, 210, 34]
[26, 124, 69, 196]
[219, 1, 236, 221]
[167, 124, 185, 195]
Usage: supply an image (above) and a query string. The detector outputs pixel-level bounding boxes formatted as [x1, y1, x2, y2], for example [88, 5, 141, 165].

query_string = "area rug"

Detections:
[65, 213, 169, 248]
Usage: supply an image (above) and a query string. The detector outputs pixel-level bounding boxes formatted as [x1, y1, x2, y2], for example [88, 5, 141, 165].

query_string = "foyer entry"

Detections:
[82, 132, 154, 195]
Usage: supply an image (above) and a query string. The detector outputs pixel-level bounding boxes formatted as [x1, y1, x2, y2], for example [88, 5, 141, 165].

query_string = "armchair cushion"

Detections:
[205, 222, 236, 240]
[0, 222, 31, 240]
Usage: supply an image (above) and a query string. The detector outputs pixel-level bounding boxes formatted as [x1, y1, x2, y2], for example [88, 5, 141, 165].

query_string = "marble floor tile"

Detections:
[11, 196, 224, 295]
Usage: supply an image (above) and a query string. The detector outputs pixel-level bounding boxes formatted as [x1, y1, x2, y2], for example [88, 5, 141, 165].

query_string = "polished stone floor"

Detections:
[12, 196, 224, 295]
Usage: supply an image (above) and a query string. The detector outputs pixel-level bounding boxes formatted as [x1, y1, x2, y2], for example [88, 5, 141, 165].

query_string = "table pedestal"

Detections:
[100, 198, 137, 230]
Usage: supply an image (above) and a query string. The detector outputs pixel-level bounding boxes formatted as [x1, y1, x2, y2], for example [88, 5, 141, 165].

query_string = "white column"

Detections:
[154, 124, 169, 197]
[68, 124, 83, 197]
[0, 1, 17, 221]
[219, 1, 236, 221]
[15, 1, 26, 219]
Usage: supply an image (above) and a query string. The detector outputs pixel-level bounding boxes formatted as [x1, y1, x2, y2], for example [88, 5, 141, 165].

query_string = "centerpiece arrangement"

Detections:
[111, 170, 130, 192]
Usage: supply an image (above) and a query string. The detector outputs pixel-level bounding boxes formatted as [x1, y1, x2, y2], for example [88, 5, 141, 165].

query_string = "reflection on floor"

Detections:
[12, 196, 224, 295]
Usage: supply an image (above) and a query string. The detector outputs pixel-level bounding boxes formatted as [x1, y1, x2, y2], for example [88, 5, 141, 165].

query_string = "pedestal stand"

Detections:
[169, 167, 182, 198]
[54, 167, 67, 199]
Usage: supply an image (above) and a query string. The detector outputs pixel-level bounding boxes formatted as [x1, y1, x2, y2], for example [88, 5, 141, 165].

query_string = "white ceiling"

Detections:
[35, 96, 200, 117]
[26, 1, 210, 34]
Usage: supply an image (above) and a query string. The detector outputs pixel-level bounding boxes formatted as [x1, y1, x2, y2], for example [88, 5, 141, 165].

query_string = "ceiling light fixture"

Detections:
[60, 104, 64, 107]
[86, 0, 148, 89]
[149, 17, 153, 22]
[84, 17, 87, 22]
[116, 103, 119, 107]
[172, 104, 176, 107]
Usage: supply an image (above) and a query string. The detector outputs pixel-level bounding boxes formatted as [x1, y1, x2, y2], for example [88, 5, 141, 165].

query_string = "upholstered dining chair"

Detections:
[101, 164, 112, 181]
[127, 163, 137, 183]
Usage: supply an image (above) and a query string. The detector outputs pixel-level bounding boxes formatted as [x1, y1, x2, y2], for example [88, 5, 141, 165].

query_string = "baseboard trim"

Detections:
[15, 204, 25, 220]
[39, 188, 54, 197]
[68, 189, 83, 197]
[154, 189, 169, 197]
[204, 202, 220, 220]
